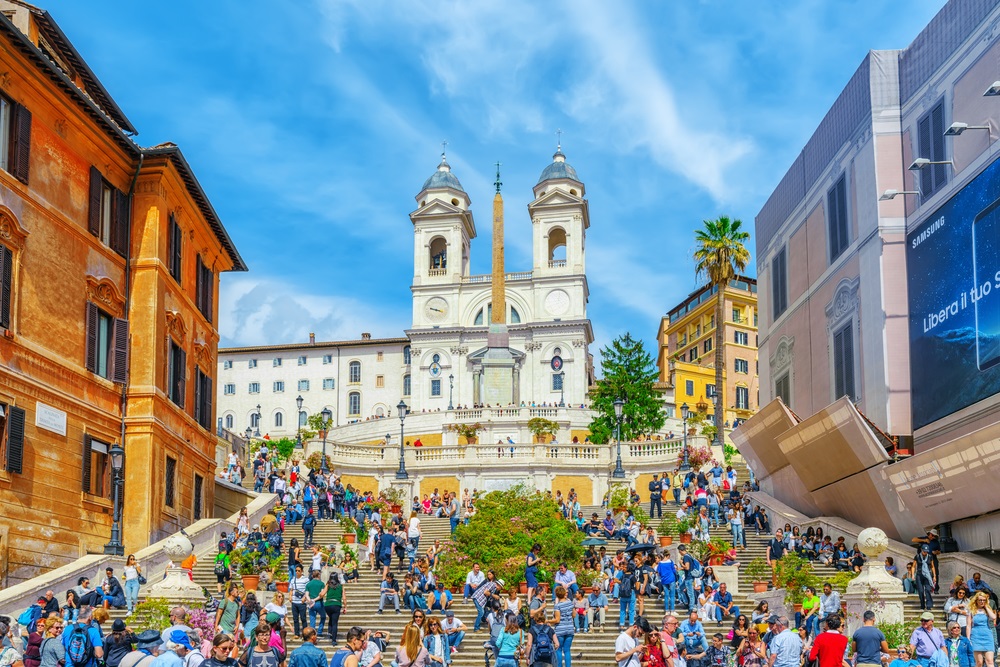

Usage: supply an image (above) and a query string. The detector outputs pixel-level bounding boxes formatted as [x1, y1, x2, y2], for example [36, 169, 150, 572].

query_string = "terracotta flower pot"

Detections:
[276, 581, 289, 593]
[241, 575, 260, 591]
[752, 581, 768, 593]
[679, 534, 693, 544]
[708, 555, 725, 566]
[519, 582, 528, 594]
[659, 536, 673, 547]
[344, 533, 357, 544]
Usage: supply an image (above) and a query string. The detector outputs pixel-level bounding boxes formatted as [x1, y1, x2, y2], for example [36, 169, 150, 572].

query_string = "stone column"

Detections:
[473, 369, 481, 406]
[843, 527, 907, 635]
[512, 365, 520, 405]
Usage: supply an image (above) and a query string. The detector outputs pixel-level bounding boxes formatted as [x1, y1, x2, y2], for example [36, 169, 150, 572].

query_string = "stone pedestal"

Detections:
[482, 325, 516, 406]
[146, 566, 208, 604]
[714, 565, 740, 595]
[843, 527, 907, 635]
[746, 589, 788, 619]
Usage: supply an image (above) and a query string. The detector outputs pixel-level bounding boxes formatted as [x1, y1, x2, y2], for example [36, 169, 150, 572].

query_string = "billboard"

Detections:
[908, 156, 1000, 430]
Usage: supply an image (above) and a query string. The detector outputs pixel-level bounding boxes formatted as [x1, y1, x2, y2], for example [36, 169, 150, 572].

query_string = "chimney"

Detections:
[309, 332, 316, 344]
[361, 332, 371, 340]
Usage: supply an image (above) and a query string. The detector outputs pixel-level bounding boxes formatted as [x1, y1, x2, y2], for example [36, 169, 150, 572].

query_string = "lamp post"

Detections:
[103, 443, 125, 555]
[320, 407, 332, 473]
[254, 403, 262, 437]
[680, 402, 691, 471]
[558, 371, 566, 407]
[448, 374, 454, 411]
[396, 399, 409, 479]
[296, 395, 304, 447]
[612, 397, 625, 479]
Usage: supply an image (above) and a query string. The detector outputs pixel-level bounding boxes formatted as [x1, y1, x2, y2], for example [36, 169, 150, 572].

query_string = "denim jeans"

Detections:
[291, 602, 308, 636]
[673, 488, 681, 504]
[556, 633, 574, 667]
[446, 630, 465, 648]
[662, 582, 677, 612]
[709, 505, 721, 527]
[618, 595, 636, 627]
[494, 658, 518, 667]
[309, 601, 325, 634]
[450, 516, 460, 533]
[731, 523, 745, 548]
[574, 611, 589, 631]
[473, 599, 486, 630]
[715, 605, 740, 624]
[124, 579, 140, 612]
[682, 575, 695, 609]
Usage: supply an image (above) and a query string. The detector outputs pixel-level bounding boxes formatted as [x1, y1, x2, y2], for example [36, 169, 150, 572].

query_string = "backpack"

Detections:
[214, 556, 228, 576]
[218, 538, 229, 553]
[66, 622, 94, 667]
[18, 604, 42, 633]
[619, 571, 636, 597]
[687, 556, 704, 579]
[533, 626, 555, 663]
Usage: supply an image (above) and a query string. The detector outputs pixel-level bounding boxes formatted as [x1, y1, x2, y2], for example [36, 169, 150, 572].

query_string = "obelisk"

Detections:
[481, 163, 516, 405]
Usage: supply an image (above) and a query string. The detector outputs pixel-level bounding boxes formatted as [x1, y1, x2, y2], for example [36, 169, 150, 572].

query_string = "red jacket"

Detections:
[810, 631, 848, 667]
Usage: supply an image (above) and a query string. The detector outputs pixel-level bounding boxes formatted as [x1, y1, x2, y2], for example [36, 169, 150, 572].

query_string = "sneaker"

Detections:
[451, 648, 457, 655]
[377, 610, 383, 615]
[396, 609, 402, 614]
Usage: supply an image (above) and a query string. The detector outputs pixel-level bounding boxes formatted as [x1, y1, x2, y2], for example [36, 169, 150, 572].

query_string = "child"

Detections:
[573, 589, 589, 633]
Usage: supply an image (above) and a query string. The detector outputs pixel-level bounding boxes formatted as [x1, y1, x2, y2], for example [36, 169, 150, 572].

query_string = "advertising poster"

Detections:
[908, 156, 1000, 429]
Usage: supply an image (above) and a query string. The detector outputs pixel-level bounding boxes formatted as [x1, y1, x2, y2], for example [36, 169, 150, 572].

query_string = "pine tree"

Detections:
[588, 333, 665, 444]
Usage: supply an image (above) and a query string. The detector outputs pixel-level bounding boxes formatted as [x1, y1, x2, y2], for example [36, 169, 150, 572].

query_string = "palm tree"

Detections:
[693, 216, 751, 447]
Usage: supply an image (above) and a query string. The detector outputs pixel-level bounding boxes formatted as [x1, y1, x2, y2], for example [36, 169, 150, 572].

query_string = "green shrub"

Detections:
[130, 598, 172, 633]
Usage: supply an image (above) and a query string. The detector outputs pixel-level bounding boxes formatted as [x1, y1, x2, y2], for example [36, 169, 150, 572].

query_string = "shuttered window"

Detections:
[193, 473, 203, 520]
[1, 404, 25, 474]
[736, 386, 750, 410]
[917, 101, 948, 198]
[771, 247, 788, 320]
[833, 322, 855, 401]
[85, 302, 128, 383]
[164, 455, 176, 508]
[195, 256, 213, 323]
[775, 372, 791, 407]
[827, 174, 850, 263]
[168, 339, 185, 408]
[87, 167, 129, 257]
[193, 367, 213, 431]
[0, 244, 13, 329]
[0, 95, 31, 184]
[82, 435, 111, 497]
[167, 213, 182, 282]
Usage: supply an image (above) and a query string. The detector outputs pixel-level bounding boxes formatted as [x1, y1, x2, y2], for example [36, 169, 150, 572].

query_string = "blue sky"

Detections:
[45, 0, 944, 357]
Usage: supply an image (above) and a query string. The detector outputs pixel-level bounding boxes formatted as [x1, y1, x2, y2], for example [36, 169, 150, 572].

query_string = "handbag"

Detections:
[137, 573, 147, 585]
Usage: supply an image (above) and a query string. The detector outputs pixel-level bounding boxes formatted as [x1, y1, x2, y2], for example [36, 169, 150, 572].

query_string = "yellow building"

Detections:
[0, 1, 244, 585]
[657, 276, 759, 427]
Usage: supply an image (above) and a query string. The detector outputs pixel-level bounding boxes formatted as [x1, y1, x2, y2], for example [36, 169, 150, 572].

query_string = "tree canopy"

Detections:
[587, 332, 664, 444]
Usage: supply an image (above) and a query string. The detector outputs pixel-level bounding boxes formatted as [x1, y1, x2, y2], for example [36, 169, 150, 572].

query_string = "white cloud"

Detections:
[219, 276, 409, 347]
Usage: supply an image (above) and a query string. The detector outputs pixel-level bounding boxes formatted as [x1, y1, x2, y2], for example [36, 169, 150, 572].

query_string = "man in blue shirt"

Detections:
[680, 610, 708, 652]
[288, 628, 328, 667]
[713, 583, 739, 625]
[61, 606, 104, 667]
[767, 617, 802, 667]
[586, 585, 608, 630]
[430, 583, 453, 611]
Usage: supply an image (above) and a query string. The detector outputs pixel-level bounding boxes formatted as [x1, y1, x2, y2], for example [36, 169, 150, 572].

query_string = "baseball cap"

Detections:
[677, 544, 687, 551]
[766, 615, 779, 624]
[169, 629, 194, 650]
[920, 612, 934, 621]
[445, 610, 454, 618]
[921, 544, 931, 552]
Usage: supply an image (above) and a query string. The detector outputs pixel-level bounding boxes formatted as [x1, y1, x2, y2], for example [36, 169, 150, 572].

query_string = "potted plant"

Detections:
[676, 516, 694, 543]
[272, 558, 289, 593]
[448, 422, 483, 445]
[341, 517, 358, 544]
[233, 551, 260, 591]
[608, 485, 630, 515]
[527, 417, 559, 444]
[745, 557, 770, 593]
[383, 487, 407, 515]
[657, 516, 678, 546]
[775, 553, 818, 610]
[705, 538, 733, 565]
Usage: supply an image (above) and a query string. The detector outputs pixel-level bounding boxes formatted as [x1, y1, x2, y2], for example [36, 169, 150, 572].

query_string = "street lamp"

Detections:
[244, 426, 252, 441]
[296, 395, 304, 447]
[254, 403, 262, 437]
[612, 397, 625, 479]
[320, 407, 332, 473]
[103, 443, 125, 555]
[680, 402, 691, 471]
[396, 400, 409, 479]
[448, 374, 454, 410]
[558, 371, 566, 407]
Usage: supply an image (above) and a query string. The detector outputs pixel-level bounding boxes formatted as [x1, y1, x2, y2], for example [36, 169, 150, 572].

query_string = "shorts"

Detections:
[216, 571, 230, 584]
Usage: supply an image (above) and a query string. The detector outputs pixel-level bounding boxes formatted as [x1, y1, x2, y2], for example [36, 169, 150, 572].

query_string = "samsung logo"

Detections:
[911, 216, 946, 249]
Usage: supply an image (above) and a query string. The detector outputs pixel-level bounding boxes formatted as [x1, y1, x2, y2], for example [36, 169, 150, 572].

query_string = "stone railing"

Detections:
[747, 489, 1000, 585]
[548, 260, 567, 268]
[0, 492, 277, 616]
[462, 271, 534, 284]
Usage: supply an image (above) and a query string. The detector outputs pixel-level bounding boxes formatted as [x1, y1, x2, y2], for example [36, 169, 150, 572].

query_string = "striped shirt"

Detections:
[555, 600, 575, 636]
[472, 581, 498, 607]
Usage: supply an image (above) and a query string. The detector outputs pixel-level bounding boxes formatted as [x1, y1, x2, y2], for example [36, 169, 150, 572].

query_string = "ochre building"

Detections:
[0, 0, 245, 586]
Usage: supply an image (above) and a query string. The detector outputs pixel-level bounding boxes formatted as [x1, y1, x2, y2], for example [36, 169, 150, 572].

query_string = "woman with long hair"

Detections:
[407, 511, 422, 551]
[61, 590, 78, 622]
[423, 616, 450, 665]
[122, 554, 142, 615]
[206, 633, 240, 667]
[287, 538, 301, 583]
[37, 617, 65, 667]
[641, 630, 667, 667]
[394, 624, 430, 667]
[102, 619, 136, 667]
[493, 615, 524, 667]
[968, 592, 997, 667]
[236, 508, 250, 538]
[751, 601, 769, 635]
[525, 543, 541, 603]
[324, 573, 345, 647]
[730, 614, 750, 650]
[737, 627, 766, 667]
[238, 592, 260, 649]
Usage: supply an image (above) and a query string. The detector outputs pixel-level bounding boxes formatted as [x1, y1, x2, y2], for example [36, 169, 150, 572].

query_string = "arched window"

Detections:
[429, 237, 448, 270]
[553, 347, 562, 357]
[299, 410, 307, 427]
[548, 227, 567, 264]
[511, 306, 521, 324]
[349, 360, 361, 383]
[403, 345, 411, 365]
[375, 406, 385, 417]
[474, 303, 521, 325]
[225, 414, 233, 429]
[403, 374, 411, 396]
[348, 392, 361, 416]
[250, 413, 260, 428]
[274, 412, 283, 427]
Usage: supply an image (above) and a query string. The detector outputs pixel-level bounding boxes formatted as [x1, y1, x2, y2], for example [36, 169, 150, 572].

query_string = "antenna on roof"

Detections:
[494, 161, 502, 193]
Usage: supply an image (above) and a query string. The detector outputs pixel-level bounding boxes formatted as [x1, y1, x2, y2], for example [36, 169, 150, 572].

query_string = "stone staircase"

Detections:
[115, 458, 933, 665]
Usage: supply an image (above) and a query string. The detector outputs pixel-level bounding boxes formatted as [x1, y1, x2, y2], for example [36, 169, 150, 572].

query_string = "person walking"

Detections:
[649, 475, 663, 519]
[967, 592, 996, 666]
[288, 566, 310, 638]
[914, 545, 938, 611]
[766, 617, 802, 667]
[287, 629, 328, 667]
[323, 573, 345, 647]
[909, 612, 946, 667]
[852, 611, 890, 667]
[808, 615, 848, 667]
[550, 586, 576, 667]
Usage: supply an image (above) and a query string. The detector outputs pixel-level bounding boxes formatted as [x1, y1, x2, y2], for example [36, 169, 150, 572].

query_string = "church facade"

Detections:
[216, 148, 594, 436]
